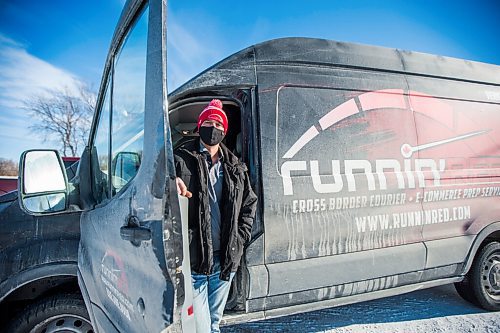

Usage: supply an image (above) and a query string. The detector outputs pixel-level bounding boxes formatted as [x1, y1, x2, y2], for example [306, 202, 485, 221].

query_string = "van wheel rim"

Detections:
[31, 314, 93, 333]
[482, 252, 500, 300]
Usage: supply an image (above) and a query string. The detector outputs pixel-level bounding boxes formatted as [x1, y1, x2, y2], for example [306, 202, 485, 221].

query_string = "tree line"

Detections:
[0, 158, 18, 177]
[27, 84, 95, 157]
[1, 85, 95, 177]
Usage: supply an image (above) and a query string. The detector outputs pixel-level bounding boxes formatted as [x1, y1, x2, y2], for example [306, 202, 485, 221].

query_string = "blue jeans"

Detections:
[192, 256, 235, 333]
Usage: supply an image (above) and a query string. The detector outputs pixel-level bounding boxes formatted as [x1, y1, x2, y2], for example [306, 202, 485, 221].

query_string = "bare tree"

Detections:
[0, 158, 18, 176]
[25, 84, 96, 157]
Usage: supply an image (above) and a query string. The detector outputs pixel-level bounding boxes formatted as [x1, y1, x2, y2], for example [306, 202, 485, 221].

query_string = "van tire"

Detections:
[7, 293, 94, 333]
[454, 276, 477, 305]
[470, 241, 500, 311]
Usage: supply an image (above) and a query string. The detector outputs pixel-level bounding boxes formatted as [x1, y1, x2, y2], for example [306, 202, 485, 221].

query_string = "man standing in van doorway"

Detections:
[174, 99, 258, 333]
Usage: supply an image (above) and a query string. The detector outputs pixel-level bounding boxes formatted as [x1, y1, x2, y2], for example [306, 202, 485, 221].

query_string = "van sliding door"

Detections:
[260, 79, 426, 308]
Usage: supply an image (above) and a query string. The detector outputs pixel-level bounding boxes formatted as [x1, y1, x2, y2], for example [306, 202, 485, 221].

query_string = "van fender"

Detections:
[0, 238, 79, 303]
[461, 221, 500, 275]
[0, 262, 77, 304]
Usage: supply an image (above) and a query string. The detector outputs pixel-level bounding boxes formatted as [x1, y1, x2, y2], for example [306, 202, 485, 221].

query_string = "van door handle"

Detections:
[120, 215, 151, 243]
[120, 225, 152, 242]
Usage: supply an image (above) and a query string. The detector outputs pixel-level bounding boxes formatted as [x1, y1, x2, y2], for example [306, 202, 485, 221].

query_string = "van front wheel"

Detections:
[470, 241, 500, 311]
[7, 293, 93, 333]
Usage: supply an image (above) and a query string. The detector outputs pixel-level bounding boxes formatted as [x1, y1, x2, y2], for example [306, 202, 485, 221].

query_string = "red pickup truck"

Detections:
[0, 177, 16, 195]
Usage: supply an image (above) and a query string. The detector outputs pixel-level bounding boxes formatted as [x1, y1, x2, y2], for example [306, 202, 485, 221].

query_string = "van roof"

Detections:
[171, 37, 500, 98]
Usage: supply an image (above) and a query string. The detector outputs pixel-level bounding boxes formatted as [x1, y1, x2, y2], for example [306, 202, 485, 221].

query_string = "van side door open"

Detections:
[77, 1, 189, 331]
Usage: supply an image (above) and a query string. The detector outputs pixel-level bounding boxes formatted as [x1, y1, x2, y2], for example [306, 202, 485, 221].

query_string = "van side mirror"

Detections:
[19, 150, 68, 214]
[111, 151, 141, 191]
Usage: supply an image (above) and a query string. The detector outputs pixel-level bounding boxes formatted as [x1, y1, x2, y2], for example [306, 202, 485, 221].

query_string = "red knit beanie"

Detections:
[197, 99, 228, 133]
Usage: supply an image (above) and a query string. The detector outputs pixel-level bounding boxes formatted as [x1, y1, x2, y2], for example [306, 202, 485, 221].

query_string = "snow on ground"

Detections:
[223, 284, 500, 332]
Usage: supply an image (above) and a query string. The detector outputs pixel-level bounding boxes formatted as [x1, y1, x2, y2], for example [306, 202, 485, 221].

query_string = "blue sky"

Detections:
[1, 0, 499, 161]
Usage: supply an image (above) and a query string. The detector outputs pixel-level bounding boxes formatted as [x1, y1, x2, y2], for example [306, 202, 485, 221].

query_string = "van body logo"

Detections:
[279, 89, 489, 196]
[400, 131, 487, 158]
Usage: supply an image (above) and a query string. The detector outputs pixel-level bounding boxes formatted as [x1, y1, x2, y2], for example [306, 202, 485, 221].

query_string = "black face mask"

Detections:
[199, 126, 225, 146]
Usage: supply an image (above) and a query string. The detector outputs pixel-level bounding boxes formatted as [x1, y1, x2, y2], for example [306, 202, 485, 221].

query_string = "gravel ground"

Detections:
[223, 284, 500, 333]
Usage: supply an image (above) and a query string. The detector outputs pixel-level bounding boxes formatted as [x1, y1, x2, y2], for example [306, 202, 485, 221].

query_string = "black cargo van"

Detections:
[8, 0, 500, 331]
[168, 35, 500, 325]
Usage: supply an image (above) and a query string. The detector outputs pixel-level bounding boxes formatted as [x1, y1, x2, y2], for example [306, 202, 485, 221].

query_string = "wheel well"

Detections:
[0, 275, 81, 329]
[462, 229, 500, 276]
[479, 231, 500, 252]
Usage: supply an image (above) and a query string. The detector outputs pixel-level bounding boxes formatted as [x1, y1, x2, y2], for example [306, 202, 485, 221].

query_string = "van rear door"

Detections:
[77, 1, 190, 332]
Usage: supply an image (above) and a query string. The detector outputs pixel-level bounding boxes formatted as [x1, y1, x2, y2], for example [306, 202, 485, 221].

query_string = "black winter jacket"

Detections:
[174, 138, 257, 281]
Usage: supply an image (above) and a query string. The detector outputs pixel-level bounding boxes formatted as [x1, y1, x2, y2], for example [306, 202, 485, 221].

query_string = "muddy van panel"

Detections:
[260, 87, 428, 300]
[250, 41, 428, 302]
[170, 37, 500, 318]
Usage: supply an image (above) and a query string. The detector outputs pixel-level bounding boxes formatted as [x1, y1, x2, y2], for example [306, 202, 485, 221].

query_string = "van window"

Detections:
[111, 9, 149, 195]
[92, 81, 111, 203]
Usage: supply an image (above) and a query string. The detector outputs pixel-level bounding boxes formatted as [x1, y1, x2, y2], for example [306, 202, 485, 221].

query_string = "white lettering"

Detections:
[375, 159, 405, 190]
[311, 160, 343, 193]
[281, 161, 307, 195]
[281, 158, 445, 196]
[345, 160, 376, 192]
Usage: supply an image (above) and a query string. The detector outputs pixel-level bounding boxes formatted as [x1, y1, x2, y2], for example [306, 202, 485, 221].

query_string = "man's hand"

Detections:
[176, 177, 192, 198]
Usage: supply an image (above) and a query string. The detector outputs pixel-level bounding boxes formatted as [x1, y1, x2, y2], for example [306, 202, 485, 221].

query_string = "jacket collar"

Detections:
[199, 141, 224, 162]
